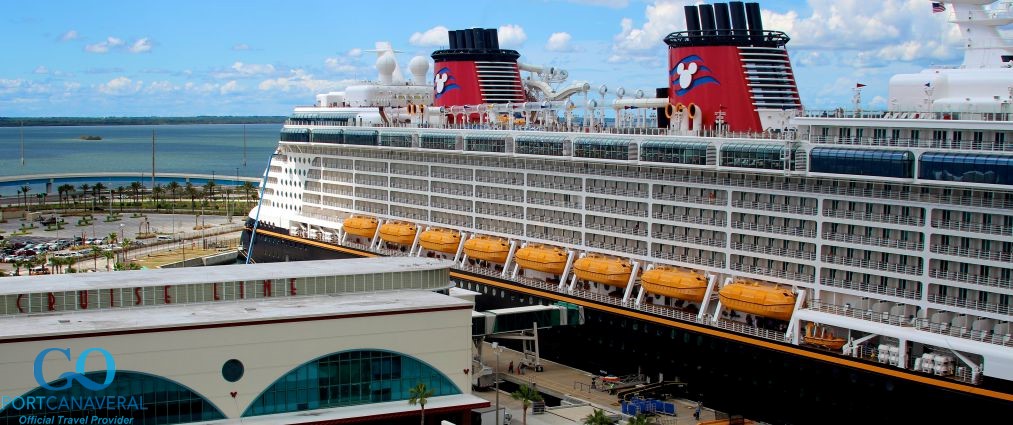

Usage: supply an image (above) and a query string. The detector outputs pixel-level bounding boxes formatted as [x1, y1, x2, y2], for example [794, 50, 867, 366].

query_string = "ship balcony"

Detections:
[731, 200, 817, 216]
[653, 191, 727, 206]
[585, 237, 648, 256]
[928, 269, 1012, 290]
[808, 134, 1012, 153]
[586, 185, 649, 199]
[528, 181, 582, 192]
[732, 221, 817, 238]
[930, 245, 1013, 263]
[820, 255, 922, 276]
[930, 219, 1013, 237]
[526, 196, 581, 209]
[808, 301, 914, 327]
[913, 318, 1013, 348]
[729, 262, 815, 283]
[653, 212, 726, 228]
[821, 232, 924, 251]
[927, 294, 1012, 316]
[653, 231, 727, 248]
[652, 249, 725, 268]
[475, 206, 523, 220]
[822, 209, 924, 227]
[731, 242, 816, 261]
[585, 203, 648, 218]
[818, 277, 921, 301]
[584, 221, 647, 237]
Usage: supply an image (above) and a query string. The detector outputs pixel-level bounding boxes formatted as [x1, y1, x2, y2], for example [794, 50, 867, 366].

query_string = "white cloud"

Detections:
[128, 38, 153, 53]
[59, 30, 79, 42]
[609, 0, 690, 62]
[565, 0, 629, 8]
[258, 69, 344, 94]
[220, 80, 241, 95]
[546, 32, 575, 52]
[229, 62, 277, 76]
[348, 48, 362, 58]
[85, 37, 124, 53]
[409, 26, 449, 47]
[498, 24, 527, 48]
[232, 43, 251, 51]
[144, 81, 176, 94]
[33, 66, 49, 75]
[98, 76, 142, 95]
[325, 57, 358, 73]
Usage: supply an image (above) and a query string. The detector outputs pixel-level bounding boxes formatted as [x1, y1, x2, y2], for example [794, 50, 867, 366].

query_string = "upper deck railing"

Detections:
[798, 109, 1013, 123]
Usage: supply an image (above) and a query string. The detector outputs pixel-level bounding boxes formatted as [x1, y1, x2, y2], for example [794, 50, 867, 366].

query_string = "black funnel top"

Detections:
[667, 1, 788, 48]
[433, 28, 519, 62]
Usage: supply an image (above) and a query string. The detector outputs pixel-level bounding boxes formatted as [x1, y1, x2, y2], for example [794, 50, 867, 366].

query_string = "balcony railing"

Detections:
[927, 294, 1012, 315]
[807, 301, 913, 327]
[654, 232, 727, 248]
[732, 221, 816, 238]
[820, 255, 922, 276]
[731, 241, 816, 261]
[807, 134, 1013, 152]
[653, 212, 726, 227]
[819, 277, 921, 300]
[821, 232, 923, 251]
[822, 209, 924, 227]
[653, 191, 727, 206]
[928, 269, 1012, 290]
[931, 245, 1013, 263]
[729, 263, 815, 283]
[732, 200, 817, 216]
[931, 219, 1013, 237]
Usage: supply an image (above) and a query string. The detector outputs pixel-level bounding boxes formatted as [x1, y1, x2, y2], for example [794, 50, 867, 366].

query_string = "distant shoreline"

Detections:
[0, 116, 287, 127]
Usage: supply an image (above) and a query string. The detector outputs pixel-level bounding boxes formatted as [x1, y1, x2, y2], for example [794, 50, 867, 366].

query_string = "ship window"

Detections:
[380, 131, 413, 148]
[420, 133, 458, 150]
[809, 148, 913, 178]
[465, 134, 507, 153]
[515, 135, 568, 156]
[281, 128, 310, 143]
[640, 141, 710, 165]
[343, 130, 378, 146]
[919, 152, 1013, 185]
[574, 137, 633, 160]
[720, 143, 788, 170]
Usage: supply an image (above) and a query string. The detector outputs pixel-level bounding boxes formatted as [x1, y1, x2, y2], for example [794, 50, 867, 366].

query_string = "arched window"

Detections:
[0, 371, 225, 425]
[243, 349, 460, 417]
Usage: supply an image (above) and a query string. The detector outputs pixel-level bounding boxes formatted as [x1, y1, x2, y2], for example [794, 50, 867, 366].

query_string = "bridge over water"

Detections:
[0, 172, 261, 196]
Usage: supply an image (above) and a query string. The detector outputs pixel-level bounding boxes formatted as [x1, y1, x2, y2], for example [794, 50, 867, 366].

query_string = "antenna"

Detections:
[151, 129, 156, 192]
[20, 121, 24, 166]
[243, 124, 247, 167]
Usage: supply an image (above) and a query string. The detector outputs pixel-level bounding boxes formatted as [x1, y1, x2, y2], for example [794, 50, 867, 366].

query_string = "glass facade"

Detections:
[0, 371, 225, 425]
[574, 137, 633, 160]
[280, 128, 310, 143]
[344, 130, 378, 146]
[920, 152, 1013, 185]
[465, 135, 507, 153]
[515, 135, 568, 156]
[810, 148, 914, 178]
[287, 112, 358, 126]
[641, 141, 710, 165]
[311, 129, 343, 144]
[420, 134, 458, 150]
[380, 132, 414, 148]
[720, 143, 788, 170]
[243, 349, 459, 417]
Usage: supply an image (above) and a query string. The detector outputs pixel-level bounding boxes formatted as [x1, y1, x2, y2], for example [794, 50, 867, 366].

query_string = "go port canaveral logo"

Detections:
[434, 67, 460, 99]
[671, 55, 720, 96]
[1, 347, 146, 424]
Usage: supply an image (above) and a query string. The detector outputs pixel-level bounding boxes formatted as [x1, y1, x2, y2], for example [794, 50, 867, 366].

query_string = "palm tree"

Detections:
[241, 181, 256, 206]
[122, 239, 132, 264]
[57, 184, 73, 209]
[167, 181, 181, 204]
[12, 259, 25, 276]
[582, 408, 612, 425]
[129, 181, 144, 206]
[20, 185, 31, 211]
[511, 384, 543, 425]
[116, 186, 127, 210]
[101, 250, 115, 271]
[90, 245, 102, 272]
[203, 180, 217, 204]
[49, 256, 62, 274]
[79, 183, 91, 212]
[185, 182, 198, 211]
[92, 182, 106, 209]
[107, 232, 118, 245]
[407, 382, 434, 425]
[35, 193, 45, 208]
[153, 183, 165, 210]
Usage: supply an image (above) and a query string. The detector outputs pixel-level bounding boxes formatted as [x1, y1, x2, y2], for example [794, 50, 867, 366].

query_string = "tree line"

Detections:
[0, 116, 287, 127]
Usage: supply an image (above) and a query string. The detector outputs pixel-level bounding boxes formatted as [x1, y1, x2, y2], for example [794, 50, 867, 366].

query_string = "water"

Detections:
[0, 123, 281, 195]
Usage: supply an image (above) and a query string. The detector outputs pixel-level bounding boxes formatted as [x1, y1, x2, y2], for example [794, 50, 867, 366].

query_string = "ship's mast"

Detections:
[948, 0, 1013, 68]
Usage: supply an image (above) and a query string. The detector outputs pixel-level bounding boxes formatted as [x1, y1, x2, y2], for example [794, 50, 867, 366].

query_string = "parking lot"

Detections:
[0, 212, 239, 274]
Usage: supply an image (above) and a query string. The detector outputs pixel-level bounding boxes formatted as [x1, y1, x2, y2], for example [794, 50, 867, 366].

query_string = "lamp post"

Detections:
[119, 223, 124, 263]
[492, 342, 503, 425]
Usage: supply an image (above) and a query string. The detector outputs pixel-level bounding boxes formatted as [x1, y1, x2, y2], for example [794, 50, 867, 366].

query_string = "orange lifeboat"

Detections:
[463, 236, 510, 263]
[802, 322, 847, 350]
[419, 228, 461, 254]
[640, 266, 708, 302]
[718, 281, 797, 321]
[514, 244, 568, 275]
[573, 254, 632, 287]
[343, 216, 378, 238]
[378, 222, 417, 245]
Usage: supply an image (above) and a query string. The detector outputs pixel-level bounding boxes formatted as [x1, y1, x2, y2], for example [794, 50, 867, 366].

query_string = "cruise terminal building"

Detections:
[0, 258, 488, 424]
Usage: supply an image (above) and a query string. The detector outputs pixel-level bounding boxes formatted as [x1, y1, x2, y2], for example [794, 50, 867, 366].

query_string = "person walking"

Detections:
[693, 403, 702, 420]
[507, 361, 514, 374]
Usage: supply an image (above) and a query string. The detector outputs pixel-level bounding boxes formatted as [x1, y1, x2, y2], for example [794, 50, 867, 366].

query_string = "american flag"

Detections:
[932, 2, 946, 13]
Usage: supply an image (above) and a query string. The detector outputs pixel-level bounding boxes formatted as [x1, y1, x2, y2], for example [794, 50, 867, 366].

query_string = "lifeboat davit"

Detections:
[463, 236, 510, 263]
[419, 228, 462, 253]
[802, 322, 847, 350]
[514, 244, 568, 275]
[718, 281, 797, 321]
[573, 254, 632, 287]
[640, 266, 708, 302]
[378, 222, 417, 245]
[343, 216, 378, 238]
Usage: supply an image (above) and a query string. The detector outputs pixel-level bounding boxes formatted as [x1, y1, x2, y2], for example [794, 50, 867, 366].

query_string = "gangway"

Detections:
[616, 381, 689, 401]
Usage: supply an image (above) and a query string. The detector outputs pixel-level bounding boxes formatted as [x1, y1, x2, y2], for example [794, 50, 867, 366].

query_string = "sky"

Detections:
[0, 0, 967, 117]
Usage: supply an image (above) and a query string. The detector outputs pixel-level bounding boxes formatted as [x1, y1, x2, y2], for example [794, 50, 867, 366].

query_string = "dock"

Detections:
[475, 341, 721, 424]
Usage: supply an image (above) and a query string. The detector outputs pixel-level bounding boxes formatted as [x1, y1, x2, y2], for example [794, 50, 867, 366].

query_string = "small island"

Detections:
[79, 135, 102, 140]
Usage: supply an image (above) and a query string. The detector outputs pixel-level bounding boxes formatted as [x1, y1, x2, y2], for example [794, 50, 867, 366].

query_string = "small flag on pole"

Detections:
[932, 2, 946, 13]
[856, 83, 867, 88]
[924, 82, 932, 87]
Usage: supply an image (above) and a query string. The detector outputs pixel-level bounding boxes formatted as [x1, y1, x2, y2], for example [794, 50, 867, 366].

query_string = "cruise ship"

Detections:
[242, 1, 1013, 422]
